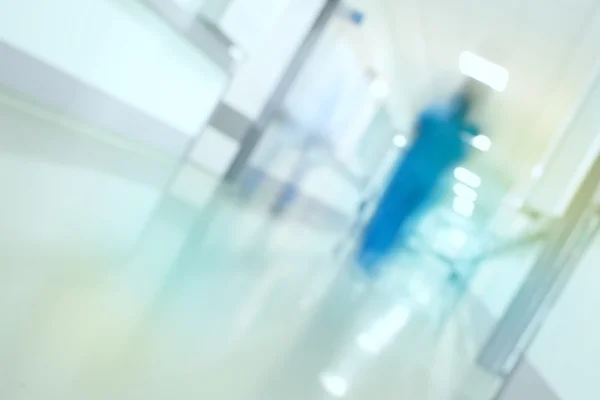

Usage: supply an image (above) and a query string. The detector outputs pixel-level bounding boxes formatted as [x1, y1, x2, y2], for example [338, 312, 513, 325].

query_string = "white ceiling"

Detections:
[349, 0, 600, 191]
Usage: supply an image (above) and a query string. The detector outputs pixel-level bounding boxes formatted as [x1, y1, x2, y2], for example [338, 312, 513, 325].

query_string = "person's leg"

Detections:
[356, 227, 395, 274]
[356, 185, 410, 273]
[356, 169, 434, 273]
[392, 178, 436, 245]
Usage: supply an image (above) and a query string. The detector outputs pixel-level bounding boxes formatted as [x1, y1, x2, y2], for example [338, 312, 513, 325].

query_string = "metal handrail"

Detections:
[466, 222, 552, 265]
[404, 213, 554, 288]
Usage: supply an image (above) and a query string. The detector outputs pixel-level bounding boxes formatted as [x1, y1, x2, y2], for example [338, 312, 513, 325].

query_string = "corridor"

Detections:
[3, 0, 599, 399]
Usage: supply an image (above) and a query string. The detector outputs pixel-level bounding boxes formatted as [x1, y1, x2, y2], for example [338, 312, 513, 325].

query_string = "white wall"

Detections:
[525, 64, 600, 217]
[0, 0, 228, 137]
[470, 243, 543, 319]
[216, 0, 293, 56]
[0, 92, 166, 262]
[223, 0, 325, 120]
[526, 233, 600, 400]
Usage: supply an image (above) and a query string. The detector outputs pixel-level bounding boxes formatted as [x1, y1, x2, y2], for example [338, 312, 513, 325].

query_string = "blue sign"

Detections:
[350, 11, 365, 25]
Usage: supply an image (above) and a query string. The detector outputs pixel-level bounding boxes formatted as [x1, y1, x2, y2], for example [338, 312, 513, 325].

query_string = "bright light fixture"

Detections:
[459, 51, 509, 92]
[393, 134, 408, 148]
[356, 305, 411, 355]
[454, 167, 481, 188]
[370, 77, 389, 98]
[471, 134, 492, 152]
[453, 196, 475, 218]
[453, 182, 478, 202]
[356, 333, 380, 354]
[320, 373, 349, 398]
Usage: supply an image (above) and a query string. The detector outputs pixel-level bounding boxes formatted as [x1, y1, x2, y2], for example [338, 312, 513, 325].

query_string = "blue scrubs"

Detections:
[357, 99, 477, 272]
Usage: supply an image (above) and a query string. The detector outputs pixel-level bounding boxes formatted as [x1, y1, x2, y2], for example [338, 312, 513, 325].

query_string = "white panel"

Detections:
[190, 127, 240, 176]
[170, 164, 220, 207]
[223, 0, 325, 119]
[0, 0, 227, 136]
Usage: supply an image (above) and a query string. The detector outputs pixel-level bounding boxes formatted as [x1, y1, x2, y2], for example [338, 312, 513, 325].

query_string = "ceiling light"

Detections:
[453, 182, 478, 202]
[393, 134, 408, 148]
[471, 134, 492, 152]
[453, 196, 475, 218]
[320, 373, 349, 398]
[454, 167, 481, 188]
[459, 51, 509, 92]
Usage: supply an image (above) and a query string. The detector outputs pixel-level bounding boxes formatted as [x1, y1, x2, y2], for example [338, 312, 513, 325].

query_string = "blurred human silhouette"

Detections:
[357, 81, 484, 273]
[240, 37, 366, 215]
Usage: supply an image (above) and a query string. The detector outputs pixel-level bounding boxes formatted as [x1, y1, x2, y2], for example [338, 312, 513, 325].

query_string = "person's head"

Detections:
[451, 79, 489, 118]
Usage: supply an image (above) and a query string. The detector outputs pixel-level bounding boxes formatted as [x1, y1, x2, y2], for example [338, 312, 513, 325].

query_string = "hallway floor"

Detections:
[1, 195, 501, 399]
[0, 91, 502, 399]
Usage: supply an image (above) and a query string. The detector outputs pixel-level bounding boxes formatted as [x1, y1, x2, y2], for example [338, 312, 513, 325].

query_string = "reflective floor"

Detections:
[0, 92, 503, 399]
